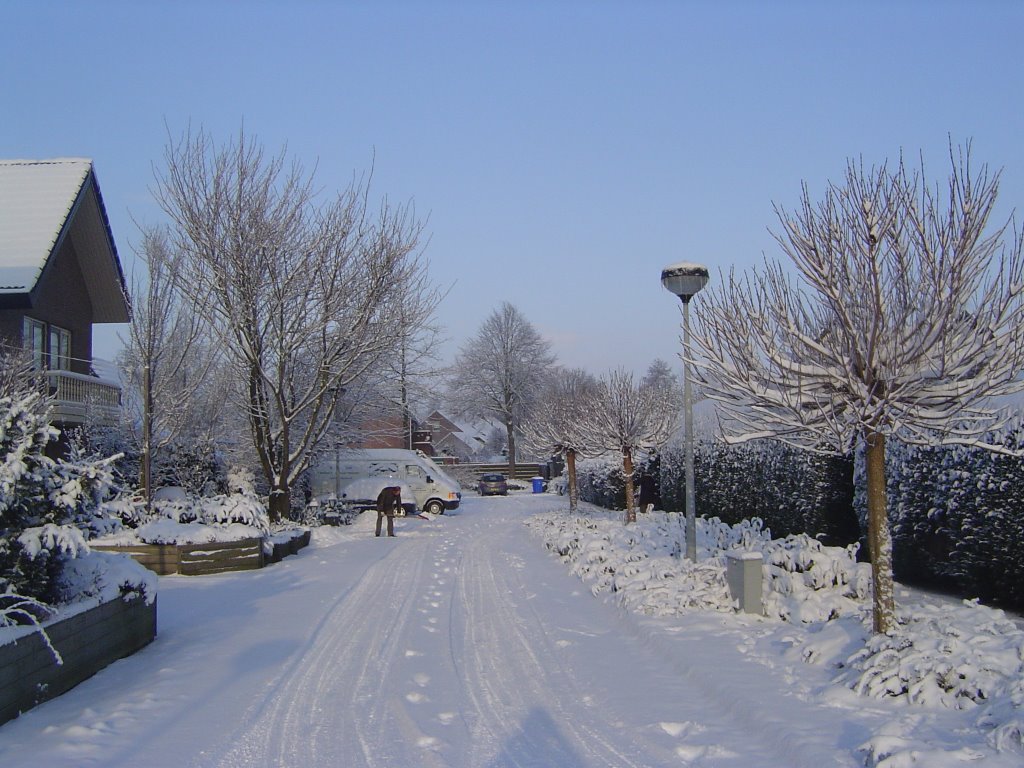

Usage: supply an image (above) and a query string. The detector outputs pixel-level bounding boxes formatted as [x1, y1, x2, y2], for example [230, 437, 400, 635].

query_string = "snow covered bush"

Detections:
[0, 393, 121, 605]
[226, 465, 256, 496]
[762, 534, 870, 623]
[93, 484, 271, 547]
[201, 491, 270, 534]
[152, 440, 226, 496]
[837, 599, 1024, 710]
[574, 454, 627, 510]
[527, 508, 869, 622]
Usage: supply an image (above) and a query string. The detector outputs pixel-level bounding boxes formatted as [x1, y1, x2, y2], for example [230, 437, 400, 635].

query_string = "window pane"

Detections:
[23, 318, 45, 369]
[48, 326, 71, 370]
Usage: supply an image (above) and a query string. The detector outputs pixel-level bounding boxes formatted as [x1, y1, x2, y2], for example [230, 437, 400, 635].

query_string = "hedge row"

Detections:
[574, 436, 1024, 611]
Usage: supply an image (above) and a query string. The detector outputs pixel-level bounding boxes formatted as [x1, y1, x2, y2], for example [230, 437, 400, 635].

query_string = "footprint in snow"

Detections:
[659, 721, 705, 738]
[414, 673, 430, 687]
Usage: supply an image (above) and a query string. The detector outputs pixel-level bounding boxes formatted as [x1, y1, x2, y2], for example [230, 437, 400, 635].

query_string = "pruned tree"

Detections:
[583, 368, 678, 523]
[153, 127, 434, 521]
[523, 367, 600, 511]
[692, 144, 1024, 633]
[447, 302, 557, 479]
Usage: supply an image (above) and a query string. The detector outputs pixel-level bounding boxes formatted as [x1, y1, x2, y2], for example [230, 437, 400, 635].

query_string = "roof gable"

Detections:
[0, 158, 128, 322]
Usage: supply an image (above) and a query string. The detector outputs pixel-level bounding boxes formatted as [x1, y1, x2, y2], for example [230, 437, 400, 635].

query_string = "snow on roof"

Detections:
[449, 417, 500, 442]
[0, 158, 92, 292]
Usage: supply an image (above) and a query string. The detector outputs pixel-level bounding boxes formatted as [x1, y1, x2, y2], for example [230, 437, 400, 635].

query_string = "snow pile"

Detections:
[56, 549, 157, 606]
[527, 506, 1024, 762]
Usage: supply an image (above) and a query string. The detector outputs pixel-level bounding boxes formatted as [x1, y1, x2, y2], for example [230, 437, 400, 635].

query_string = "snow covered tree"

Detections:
[447, 302, 557, 480]
[0, 390, 118, 607]
[584, 369, 678, 523]
[376, 281, 448, 449]
[692, 145, 1024, 633]
[121, 225, 218, 509]
[153, 127, 434, 521]
[523, 367, 600, 511]
[642, 358, 683, 410]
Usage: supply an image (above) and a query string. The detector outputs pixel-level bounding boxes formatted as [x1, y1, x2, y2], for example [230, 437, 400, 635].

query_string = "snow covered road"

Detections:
[1, 492, 996, 767]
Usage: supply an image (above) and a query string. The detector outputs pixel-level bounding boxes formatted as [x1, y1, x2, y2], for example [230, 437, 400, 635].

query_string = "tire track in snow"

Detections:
[198, 537, 432, 768]
[453, 509, 651, 768]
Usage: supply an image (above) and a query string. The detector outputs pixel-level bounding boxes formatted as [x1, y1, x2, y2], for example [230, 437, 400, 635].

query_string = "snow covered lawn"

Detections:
[0, 494, 1020, 767]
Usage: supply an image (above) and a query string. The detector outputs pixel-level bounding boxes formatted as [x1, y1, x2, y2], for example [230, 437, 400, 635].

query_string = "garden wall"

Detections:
[0, 595, 157, 726]
[92, 530, 311, 575]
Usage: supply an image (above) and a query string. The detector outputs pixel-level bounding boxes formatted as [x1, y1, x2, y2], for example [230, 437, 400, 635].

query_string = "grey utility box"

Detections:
[726, 551, 764, 614]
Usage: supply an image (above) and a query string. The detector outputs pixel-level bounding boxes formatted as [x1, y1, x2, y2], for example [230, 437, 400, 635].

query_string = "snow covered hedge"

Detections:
[578, 431, 1024, 611]
[527, 506, 1024, 759]
[879, 434, 1024, 609]
[574, 440, 860, 548]
[528, 509, 869, 622]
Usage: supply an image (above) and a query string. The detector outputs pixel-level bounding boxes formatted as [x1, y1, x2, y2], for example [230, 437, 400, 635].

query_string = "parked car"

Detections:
[477, 473, 509, 496]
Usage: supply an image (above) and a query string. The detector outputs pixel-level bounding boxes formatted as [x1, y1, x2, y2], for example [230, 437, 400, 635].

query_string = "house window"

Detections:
[49, 325, 71, 370]
[23, 318, 46, 369]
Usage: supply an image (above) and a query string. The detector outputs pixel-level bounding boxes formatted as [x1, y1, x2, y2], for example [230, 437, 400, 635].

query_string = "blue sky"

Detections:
[4, 1, 1024, 375]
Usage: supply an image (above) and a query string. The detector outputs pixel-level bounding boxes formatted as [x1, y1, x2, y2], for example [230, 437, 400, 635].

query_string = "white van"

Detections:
[310, 448, 462, 515]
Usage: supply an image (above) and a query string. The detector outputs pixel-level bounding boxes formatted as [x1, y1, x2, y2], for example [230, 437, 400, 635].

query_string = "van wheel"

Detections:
[425, 500, 444, 515]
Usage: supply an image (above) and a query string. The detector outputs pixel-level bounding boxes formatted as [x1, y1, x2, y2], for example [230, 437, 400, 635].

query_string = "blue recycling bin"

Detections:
[531, 477, 545, 493]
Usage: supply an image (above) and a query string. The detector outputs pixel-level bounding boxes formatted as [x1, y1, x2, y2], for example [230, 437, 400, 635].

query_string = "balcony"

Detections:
[46, 369, 121, 426]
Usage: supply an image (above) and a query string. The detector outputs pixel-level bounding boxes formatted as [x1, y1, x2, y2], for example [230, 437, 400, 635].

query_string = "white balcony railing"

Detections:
[45, 369, 121, 426]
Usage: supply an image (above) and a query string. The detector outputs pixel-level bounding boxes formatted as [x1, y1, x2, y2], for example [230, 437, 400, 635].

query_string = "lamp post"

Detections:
[661, 262, 709, 561]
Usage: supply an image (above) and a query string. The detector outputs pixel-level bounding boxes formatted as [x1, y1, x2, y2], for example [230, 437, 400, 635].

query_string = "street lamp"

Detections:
[661, 262, 710, 561]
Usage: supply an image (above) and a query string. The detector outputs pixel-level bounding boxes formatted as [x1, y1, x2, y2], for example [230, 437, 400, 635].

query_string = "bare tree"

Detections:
[643, 358, 681, 396]
[120, 226, 215, 508]
[448, 302, 557, 480]
[381, 281, 449, 449]
[584, 368, 678, 524]
[692, 145, 1024, 633]
[153, 127, 435, 521]
[523, 367, 600, 511]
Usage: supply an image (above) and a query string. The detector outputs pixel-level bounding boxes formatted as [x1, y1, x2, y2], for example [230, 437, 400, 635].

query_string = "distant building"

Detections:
[420, 410, 504, 461]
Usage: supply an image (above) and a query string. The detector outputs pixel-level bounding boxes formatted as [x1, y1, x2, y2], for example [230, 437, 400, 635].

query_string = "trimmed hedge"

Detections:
[576, 434, 1024, 611]
[576, 442, 859, 549]
[882, 438, 1024, 608]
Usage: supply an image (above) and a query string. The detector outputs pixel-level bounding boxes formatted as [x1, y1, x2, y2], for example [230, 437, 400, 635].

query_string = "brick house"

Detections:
[0, 158, 129, 430]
